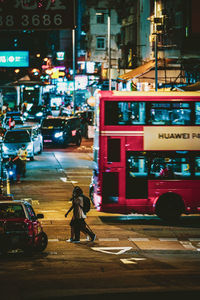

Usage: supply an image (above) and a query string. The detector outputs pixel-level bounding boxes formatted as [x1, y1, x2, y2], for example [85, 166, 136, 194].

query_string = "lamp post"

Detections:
[107, 9, 111, 91]
[72, 28, 76, 114]
[154, 0, 158, 91]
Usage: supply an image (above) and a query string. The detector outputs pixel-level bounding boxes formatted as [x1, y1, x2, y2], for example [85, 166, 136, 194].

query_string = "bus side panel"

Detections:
[148, 180, 200, 214]
[125, 135, 143, 151]
[100, 169, 127, 214]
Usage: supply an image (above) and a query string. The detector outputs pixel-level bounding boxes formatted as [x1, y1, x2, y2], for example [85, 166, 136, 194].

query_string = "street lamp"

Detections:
[72, 27, 76, 113]
[154, 0, 158, 91]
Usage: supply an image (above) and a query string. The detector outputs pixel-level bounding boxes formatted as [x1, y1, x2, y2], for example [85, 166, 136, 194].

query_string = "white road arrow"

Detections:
[91, 247, 132, 255]
[120, 258, 147, 264]
[60, 178, 78, 183]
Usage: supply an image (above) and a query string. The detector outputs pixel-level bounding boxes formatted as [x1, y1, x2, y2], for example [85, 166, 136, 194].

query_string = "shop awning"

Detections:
[118, 60, 156, 81]
[176, 81, 200, 91]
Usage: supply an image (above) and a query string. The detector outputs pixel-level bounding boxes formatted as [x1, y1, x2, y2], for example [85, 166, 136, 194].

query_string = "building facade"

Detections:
[83, 0, 121, 82]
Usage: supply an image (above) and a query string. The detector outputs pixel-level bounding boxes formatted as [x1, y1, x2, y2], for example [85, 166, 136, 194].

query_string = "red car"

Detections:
[0, 200, 48, 255]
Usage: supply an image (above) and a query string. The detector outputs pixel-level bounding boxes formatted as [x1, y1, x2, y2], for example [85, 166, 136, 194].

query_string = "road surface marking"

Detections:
[159, 238, 178, 241]
[91, 247, 132, 255]
[66, 173, 92, 177]
[128, 238, 149, 241]
[48, 239, 59, 242]
[40, 210, 57, 213]
[180, 241, 196, 250]
[65, 172, 92, 174]
[31, 200, 40, 205]
[60, 177, 78, 183]
[189, 238, 200, 241]
[120, 258, 146, 264]
[98, 238, 119, 241]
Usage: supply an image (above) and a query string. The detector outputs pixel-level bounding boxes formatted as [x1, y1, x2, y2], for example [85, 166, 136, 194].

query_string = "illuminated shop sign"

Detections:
[0, 51, 29, 67]
[144, 127, 200, 150]
[56, 52, 65, 61]
[0, 0, 75, 30]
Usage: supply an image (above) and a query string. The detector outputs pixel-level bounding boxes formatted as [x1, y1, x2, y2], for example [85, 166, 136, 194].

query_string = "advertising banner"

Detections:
[0, 0, 75, 30]
[0, 51, 29, 67]
[144, 126, 200, 150]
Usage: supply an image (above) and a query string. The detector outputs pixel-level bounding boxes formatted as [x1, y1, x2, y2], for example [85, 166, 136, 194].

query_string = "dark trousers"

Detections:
[72, 218, 95, 241]
[21, 160, 26, 177]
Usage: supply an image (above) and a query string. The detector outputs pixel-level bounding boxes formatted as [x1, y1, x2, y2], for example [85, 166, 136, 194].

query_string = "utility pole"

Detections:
[108, 8, 111, 91]
[72, 28, 76, 113]
[154, 0, 158, 91]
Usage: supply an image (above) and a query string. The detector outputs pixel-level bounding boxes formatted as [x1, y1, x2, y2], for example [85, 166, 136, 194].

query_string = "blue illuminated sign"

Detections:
[0, 51, 29, 67]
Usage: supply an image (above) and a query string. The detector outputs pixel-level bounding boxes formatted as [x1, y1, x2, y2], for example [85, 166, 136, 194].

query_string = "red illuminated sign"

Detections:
[0, 0, 75, 30]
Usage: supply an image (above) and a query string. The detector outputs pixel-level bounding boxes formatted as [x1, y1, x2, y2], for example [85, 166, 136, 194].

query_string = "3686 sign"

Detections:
[0, 0, 75, 30]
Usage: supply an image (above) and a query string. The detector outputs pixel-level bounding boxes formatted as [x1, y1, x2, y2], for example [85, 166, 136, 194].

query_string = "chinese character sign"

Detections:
[0, 0, 75, 30]
[0, 51, 29, 67]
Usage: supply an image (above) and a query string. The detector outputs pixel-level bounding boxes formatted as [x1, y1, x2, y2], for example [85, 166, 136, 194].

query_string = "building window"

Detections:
[96, 37, 105, 49]
[96, 9, 106, 24]
[96, 13, 105, 24]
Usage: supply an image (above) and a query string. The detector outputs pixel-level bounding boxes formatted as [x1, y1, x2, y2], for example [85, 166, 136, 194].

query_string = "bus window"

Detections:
[107, 139, 120, 162]
[195, 157, 200, 177]
[149, 102, 191, 125]
[127, 155, 148, 177]
[105, 101, 145, 125]
[150, 156, 191, 179]
[195, 103, 200, 124]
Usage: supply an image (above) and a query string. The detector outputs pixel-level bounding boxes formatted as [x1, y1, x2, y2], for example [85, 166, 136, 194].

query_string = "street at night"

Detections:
[0, 139, 200, 300]
[0, 0, 200, 299]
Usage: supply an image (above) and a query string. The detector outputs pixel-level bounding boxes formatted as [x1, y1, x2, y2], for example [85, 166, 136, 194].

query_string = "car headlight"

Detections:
[3, 145, 9, 151]
[36, 112, 43, 117]
[27, 144, 33, 151]
[54, 132, 63, 138]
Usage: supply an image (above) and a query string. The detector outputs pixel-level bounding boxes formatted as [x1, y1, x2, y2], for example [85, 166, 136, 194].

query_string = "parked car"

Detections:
[41, 116, 82, 146]
[0, 200, 48, 254]
[23, 105, 52, 122]
[20, 125, 43, 154]
[2, 111, 25, 129]
[0, 127, 6, 142]
[2, 116, 24, 129]
[2, 126, 42, 160]
[75, 110, 94, 126]
[75, 110, 94, 138]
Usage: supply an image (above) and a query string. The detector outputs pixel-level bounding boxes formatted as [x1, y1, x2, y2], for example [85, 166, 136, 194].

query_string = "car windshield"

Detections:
[5, 118, 23, 125]
[42, 119, 65, 127]
[6, 112, 21, 117]
[29, 106, 42, 113]
[0, 203, 25, 219]
[4, 131, 30, 142]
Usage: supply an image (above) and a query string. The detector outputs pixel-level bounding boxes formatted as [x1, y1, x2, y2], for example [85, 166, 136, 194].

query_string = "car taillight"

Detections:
[25, 220, 33, 235]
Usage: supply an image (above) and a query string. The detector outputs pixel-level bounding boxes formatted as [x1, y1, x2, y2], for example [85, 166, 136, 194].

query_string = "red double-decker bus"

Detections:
[90, 91, 200, 221]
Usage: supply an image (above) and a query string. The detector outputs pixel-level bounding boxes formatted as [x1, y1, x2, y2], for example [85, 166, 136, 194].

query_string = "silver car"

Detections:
[2, 126, 43, 161]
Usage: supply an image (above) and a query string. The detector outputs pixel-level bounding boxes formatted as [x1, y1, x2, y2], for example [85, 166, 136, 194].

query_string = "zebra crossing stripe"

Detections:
[159, 238, 178, 241]
[98, 238, 119, 241]
[128, 238, 149, 241]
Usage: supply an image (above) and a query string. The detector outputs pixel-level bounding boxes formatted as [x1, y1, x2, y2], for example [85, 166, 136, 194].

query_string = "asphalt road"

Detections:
[0, 138, 200, 300]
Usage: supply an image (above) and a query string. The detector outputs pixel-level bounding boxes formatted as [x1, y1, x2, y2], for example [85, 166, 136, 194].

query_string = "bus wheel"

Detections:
[155, 193, 184, 223]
